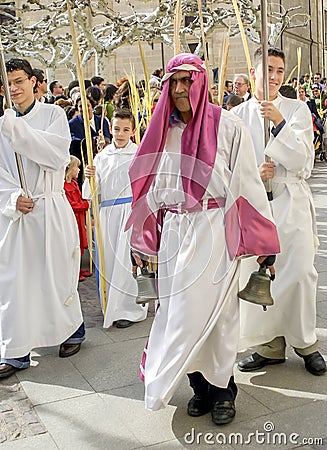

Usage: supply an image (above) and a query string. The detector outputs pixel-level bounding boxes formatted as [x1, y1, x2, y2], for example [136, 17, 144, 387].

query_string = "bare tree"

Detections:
[0, 0, 310, 76]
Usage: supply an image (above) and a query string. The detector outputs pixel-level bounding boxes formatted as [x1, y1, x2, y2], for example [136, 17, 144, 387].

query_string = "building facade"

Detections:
[3, 0, 327, 87]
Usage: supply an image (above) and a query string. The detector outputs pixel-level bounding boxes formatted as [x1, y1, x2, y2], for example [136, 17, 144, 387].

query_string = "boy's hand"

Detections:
[85, 165, 96, 178]
[16, 196, 34, 214]
[259, 101, 284, 127]
[259, 161, 275, 180]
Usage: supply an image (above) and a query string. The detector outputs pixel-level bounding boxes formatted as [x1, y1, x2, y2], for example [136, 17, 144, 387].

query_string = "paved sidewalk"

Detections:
[1, 162, 326, 449]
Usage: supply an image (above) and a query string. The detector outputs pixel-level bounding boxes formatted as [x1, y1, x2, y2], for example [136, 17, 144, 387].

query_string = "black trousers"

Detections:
[187, 371, 237, 402]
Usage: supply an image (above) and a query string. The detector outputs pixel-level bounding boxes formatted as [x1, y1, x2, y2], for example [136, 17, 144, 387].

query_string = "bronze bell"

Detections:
[237, 267, 274, 311]
[134, 266, 158, 305]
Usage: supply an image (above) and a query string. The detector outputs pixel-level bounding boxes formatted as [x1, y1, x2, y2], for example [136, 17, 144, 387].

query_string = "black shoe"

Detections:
[114, 320, 135, 328]
[238, 352, 285, 372]
[294, 350, 326, 376]
[187, 395, 212, 417]
[0, 363, 18, 379]
[211, 400, 236, 425]
[59, 343, 81, 358]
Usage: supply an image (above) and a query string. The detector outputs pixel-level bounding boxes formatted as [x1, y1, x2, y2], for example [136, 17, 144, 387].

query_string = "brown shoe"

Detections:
[0, 363, 17, 379]
[59, 343, 81, 358]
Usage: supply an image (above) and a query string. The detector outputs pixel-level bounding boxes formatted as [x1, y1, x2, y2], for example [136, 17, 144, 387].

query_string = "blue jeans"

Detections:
[0, 323, 86, 368]
[62, 323, 86, 345]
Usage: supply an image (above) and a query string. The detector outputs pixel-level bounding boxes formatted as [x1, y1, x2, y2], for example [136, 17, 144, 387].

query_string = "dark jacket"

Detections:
[69, 114, 111, 188]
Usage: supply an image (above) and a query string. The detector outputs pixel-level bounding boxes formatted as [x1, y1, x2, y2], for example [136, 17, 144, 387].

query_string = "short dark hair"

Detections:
[6, 58, 33, 77]
[225, 80, 232, 87]
[226, 94, 244, 107]
[112, 108, 136, 130]
[86, 85, 102, 103]
[32, 68, 45, 84]
[49, 80, 59, 93]
[32, 68, 45, 93]
[104, 84, 118, 102]
[279, 84, 297, 99]
[253, 47, 285, 67]
[91, 76, 104, 86]
[76, 95, 96, 109]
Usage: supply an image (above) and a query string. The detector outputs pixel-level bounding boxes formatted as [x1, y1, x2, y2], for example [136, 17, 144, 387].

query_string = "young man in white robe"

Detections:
[125, 53, 280, 425]
[233, 47, 326, 376]
[0, 58, 85, 379]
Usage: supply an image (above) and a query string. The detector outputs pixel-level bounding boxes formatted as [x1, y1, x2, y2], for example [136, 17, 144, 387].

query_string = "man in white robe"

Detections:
[0, 58, 85, 379]
[233, 47, 326, 376]
[126, 53, 280, 425]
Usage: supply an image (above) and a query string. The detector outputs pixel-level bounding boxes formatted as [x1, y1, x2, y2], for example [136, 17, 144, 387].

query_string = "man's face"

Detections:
[226, 82, 233, 93]
[53, 82, 64, 96]
[233, 77, 249, 96]
[251, 55, 284, 100]
[169, 70, 192, 123]
[298, 88, 306, 102]
[312, 87, 321, 98]
[39, 78, 48, 95]
[98, 81, 105, 91]
[314, 74, 321, 84]
[7, 69, 35, 109]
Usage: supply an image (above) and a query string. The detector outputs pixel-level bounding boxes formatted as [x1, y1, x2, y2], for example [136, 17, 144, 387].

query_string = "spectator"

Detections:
[233, 74, 251, 100]
[91, 76, 105, 91]
[104, 84, 118, 120]
[49, 80, 65, 103]
[32, 68, 48, 103]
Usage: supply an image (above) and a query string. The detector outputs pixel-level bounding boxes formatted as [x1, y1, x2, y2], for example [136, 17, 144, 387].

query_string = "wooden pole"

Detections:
[218, 29, 230, 106]
[0, 36, 29, 197]
[66, 0, 107, 314]
[261, 0, 273, 201]
[231, 0, 254, 94]
[174, 0, 182, 55]
[197, 0, 211, 86]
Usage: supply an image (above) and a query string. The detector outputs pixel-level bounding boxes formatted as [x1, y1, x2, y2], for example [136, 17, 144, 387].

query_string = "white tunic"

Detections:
[141, 110, 278, 411]
[233, 94, 318, 350]
[0, 103, 83, 359]
[83, 141, 148, 328]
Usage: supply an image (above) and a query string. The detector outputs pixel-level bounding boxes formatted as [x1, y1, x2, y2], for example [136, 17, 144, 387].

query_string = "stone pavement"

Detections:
[1, 162, 327, 449]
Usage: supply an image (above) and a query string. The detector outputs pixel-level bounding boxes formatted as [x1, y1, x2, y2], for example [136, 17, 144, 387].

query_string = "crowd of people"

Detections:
[0, 51, 325, 430]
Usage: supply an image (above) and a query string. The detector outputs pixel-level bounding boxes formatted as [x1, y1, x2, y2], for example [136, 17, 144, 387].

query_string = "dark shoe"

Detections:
[0, 363, 18, 379]
[187, 395, 212, 417]
[59, 343, 81, 358]
[238, 352, 285, 372]
[211, 400, 236, 425]
[114, 320, 134, 328]
[294, 350, 326, 376]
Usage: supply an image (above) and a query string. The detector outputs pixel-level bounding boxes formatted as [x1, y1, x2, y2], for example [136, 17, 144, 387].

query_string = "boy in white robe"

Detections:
[84, 108, 148, 328]
[234, 47, 326, 376]
[0, 58, 85, 379]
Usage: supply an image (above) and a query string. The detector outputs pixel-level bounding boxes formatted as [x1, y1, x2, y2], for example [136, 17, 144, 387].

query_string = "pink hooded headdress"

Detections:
[126, 53, 222, 255]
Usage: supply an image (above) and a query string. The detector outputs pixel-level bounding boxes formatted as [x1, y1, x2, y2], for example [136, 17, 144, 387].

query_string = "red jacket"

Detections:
[64, 180, 89, 254]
